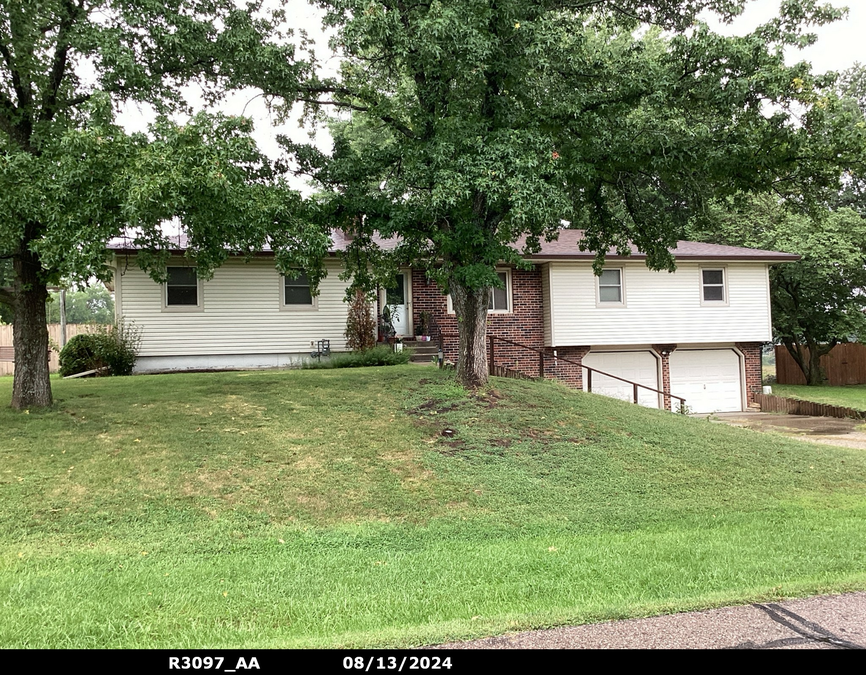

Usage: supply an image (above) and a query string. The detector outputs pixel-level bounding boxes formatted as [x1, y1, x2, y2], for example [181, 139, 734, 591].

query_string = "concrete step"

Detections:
[409, 356, 438, 366]
[403, 343, 438, 355]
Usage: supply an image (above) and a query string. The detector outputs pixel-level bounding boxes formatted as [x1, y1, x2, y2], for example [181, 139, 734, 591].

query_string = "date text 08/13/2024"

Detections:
[167, 655, 454, 672]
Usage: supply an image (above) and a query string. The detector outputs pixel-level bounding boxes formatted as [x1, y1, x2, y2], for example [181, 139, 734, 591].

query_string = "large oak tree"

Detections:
[282, 0, 847, 388]
[0, 1, 326, 408]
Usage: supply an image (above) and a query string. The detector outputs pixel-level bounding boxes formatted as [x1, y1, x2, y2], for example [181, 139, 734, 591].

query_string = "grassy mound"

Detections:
[1, 367, 864, 647]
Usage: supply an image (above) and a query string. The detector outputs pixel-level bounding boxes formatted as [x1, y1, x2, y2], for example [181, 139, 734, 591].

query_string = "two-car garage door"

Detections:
[669, 349, 743, 413]
[582, 348, 745, 413]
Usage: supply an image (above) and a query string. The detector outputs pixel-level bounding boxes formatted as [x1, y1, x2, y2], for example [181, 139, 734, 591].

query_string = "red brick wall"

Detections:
[544, 346, 591, 388]
[736, 342, 763, 405]
[411, 267, 547, 376]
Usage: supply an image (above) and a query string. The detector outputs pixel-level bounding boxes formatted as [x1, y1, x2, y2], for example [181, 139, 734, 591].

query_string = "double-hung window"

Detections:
[447, 269, 512, 314]
[164, 266, 202, 310]
[701, 268, 727, 304]
[597, 268, 624, 305]
[488, 270, 510, 313]
[282, 271, 316, 309]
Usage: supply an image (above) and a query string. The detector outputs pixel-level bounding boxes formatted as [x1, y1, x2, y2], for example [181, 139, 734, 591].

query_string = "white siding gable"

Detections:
[547, 261, 772, 346]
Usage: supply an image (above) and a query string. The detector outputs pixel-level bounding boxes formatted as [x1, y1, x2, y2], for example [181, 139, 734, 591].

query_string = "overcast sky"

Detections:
[116, 0, 866, 192]
[713, 0, 865, 72]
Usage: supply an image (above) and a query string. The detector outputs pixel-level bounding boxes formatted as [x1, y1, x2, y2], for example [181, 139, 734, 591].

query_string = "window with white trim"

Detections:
[165, 266, 201, 308]
[701, 268, 726, 303]
[597, 268, 623, 304]
[283, 270, 315, 307]
[488, 271, 510, 312]
[447, 269, 512, 314]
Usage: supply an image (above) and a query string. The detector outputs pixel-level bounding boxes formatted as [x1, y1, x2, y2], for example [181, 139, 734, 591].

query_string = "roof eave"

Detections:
[526, 254, 801, 263]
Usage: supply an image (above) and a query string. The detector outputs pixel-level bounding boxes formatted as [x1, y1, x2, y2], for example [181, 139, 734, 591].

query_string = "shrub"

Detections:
[59, 333, 105, 377]
[59, 321, 141, 377]
[304, 345, 412, 370]
[345, 289, 377, 352]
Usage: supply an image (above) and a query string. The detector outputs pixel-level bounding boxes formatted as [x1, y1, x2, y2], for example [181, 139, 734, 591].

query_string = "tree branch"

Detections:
[296, 97, 418, 140]
[0, 89, 18, 136]
[0, 41, 13, 73]
[39, 0, 79, 123]
[53, 93, 91, 112]
[0, 37, 32, 111]
[0, 287, 14, 306]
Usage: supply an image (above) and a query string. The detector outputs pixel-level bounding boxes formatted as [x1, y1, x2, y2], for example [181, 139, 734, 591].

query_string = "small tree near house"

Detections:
[344, 290, 377, 352]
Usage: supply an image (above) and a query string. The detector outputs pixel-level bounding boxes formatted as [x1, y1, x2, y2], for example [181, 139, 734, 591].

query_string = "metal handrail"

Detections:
[439, 332, 686, 407]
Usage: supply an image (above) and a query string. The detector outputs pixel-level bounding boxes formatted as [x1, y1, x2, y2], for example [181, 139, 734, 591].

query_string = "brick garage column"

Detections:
[547, 346, 591, 389]
[652, 344, 677, 411]
[736, 342, 764, 406]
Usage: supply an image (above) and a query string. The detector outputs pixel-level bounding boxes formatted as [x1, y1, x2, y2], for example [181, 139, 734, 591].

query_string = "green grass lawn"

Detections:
[2, 366, 866, 648]
[772, 384, 866, 410]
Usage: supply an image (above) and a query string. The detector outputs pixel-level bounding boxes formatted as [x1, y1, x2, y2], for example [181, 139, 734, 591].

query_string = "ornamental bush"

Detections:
[59, 321, 141, 377]
[59, 333, 105, 377]
[344, 289, 377, 352]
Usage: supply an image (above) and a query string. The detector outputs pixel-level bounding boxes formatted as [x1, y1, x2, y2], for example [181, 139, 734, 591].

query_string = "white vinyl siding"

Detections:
[117, 257, 351, 356]
[547, 261, 772, 346]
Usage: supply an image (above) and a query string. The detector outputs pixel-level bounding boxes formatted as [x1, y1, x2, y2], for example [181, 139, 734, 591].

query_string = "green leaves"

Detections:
[690, 195, 866, 384]
[297, 0, 847, 286]
[0, 0, 326, 287]
[0, 1, 323, 406]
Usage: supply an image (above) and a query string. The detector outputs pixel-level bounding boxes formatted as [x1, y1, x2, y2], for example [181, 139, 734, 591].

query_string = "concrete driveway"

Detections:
[709, 411, 866, 450]
[439, 592, 866, 649]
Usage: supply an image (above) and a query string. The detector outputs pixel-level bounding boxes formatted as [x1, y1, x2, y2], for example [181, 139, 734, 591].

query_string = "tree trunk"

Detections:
[450, 278, 489, 389]
[804, 347, 826, 386]
[783, 339, 829, 387]
[11, 241, 52, 409]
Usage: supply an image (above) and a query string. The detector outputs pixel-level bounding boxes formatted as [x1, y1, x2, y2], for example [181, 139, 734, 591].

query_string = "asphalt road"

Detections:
[439, 592, 866, 649]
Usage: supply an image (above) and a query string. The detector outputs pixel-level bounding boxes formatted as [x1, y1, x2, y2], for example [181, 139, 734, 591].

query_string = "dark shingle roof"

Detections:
[518, 230, 799, 262]
[108, 228, 799, 262]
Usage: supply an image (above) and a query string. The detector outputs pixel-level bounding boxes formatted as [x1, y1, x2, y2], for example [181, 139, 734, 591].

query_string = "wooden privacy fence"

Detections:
[754, 393, 866, 420]
[776, 343, 866, 386]
[0, 324, 92, 376]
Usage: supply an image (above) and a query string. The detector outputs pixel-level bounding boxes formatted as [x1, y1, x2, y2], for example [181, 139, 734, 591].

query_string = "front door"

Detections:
[386, 272, 410, 337]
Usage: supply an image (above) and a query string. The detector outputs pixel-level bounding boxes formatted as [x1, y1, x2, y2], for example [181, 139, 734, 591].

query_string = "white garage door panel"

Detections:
[670, 349, 742, 413]
[583, 351, 660, 409]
